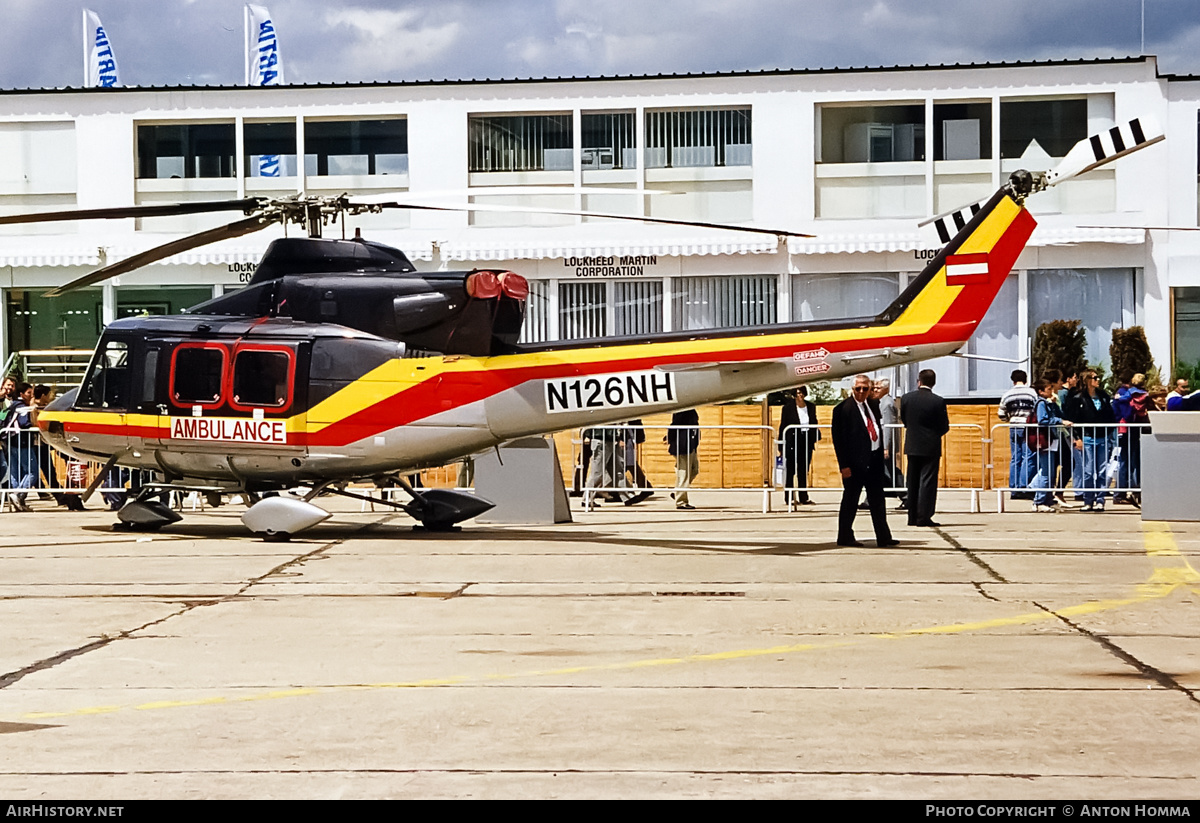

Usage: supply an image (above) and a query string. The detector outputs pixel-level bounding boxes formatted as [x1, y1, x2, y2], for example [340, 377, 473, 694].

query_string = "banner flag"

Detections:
[83, 9, 120, 88]
[246, 5, 284, 177]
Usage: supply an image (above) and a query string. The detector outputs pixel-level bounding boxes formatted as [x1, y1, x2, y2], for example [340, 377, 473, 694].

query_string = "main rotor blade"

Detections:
[358, 197, 814, 238]
[352, 186, 680, 202]
[0, 198, 264, 226]
[43, 213, 277, 298]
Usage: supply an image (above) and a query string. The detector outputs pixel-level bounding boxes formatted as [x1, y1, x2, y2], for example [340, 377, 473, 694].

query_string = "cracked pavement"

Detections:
[0, 492, 1197, 799]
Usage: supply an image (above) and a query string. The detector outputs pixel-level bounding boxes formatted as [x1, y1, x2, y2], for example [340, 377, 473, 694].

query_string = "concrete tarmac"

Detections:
[0, 490, 1198, 799]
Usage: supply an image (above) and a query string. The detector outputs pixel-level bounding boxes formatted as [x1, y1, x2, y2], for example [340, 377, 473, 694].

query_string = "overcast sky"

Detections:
[5, 0, 1200, 88]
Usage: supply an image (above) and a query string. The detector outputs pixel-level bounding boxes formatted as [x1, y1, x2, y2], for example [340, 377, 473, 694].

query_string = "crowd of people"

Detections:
[2, 374, 88, 513]
[998, 367, 1188, 512]
[579, 414, 698, 510]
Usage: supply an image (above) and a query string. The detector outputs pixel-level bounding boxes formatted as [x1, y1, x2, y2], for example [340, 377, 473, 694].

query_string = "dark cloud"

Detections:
[3, 0, 1200, 89]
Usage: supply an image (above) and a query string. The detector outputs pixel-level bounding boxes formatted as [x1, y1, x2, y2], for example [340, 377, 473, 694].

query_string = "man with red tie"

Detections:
[831, 374, 897, 548]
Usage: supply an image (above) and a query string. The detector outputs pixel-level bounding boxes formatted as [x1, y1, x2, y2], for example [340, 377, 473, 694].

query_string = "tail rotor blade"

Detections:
[1044, 115, 1164, 188]
[919, 115, 1164, 247]
[918, 199, 985, 245]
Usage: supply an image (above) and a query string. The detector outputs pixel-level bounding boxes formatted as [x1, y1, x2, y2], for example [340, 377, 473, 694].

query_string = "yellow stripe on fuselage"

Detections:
[305, 195, 1023, 433]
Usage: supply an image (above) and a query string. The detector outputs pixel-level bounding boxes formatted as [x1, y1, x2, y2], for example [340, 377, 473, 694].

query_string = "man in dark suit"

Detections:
[778, 386, 819, 505]
[831, 374, 897, 548]
[900, 368, 951, 527]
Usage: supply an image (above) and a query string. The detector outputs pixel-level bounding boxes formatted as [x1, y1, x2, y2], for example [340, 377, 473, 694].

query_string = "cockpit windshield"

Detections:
[76, 338, 130, 410]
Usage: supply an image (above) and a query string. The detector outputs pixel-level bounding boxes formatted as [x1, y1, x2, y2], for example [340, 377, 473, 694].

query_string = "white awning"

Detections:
[788, 233, 920, 255]
[788, 225, 1146, 255]
[1030, 225, 1145, 245]
[440, 225, 778, 261]
[0, 245, 102, 267]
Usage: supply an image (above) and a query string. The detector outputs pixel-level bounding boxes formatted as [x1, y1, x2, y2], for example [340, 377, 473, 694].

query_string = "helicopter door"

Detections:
[132, 342, 168, 451]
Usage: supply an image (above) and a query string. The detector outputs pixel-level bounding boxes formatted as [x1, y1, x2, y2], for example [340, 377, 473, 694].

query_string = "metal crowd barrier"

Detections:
[574, 421, 989, 513]
[990, 421, 1147, 512]
[575, 423, 777, 511]
[0, 429, 159, 512]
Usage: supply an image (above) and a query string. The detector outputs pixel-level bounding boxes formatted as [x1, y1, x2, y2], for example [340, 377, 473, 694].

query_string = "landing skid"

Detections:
[114, 498, 183, 532]
[106, 480, 494, 539]
[320, 480, 494, 533]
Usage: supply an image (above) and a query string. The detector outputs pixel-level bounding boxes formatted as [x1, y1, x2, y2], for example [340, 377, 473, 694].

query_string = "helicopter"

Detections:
[10, 115, 1161, 538]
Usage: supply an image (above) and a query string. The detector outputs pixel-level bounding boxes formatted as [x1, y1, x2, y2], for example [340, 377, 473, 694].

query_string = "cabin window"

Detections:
[77, 339, 130, 410]
[231, 348, 293, 410]
[170, 345, 226, 408]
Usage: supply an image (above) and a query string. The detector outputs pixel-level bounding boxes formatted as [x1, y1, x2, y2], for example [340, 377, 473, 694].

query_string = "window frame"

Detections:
[228, 344, 296, 412]
[168, 343, 228, 410]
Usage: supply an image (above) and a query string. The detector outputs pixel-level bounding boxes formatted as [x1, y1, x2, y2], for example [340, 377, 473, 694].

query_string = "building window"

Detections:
[519, 280, 552, 344]
[792, 272, 899, 323]
[550, 280, 665, 341]
[615, 281, 663, 335]
[819, 105, 924, 164]
[117, 287, 213, 319]
[673, 275, 775, 331]
[304, 119, 408, 176]
[582, 112, 636, 170]
[469, 114, 573, 173]
[1174, 287, 1200, 369]
[645, 108, 752, 168]
[965, 272, 1020, 393]
[245, 121, 297, 178]
[934, 102, 991, 161]
[1029, 268, 1136, 369]
[0, 122, 77, 196]
[1000, 99, 1086, 159]
[137, 123, 236, 179]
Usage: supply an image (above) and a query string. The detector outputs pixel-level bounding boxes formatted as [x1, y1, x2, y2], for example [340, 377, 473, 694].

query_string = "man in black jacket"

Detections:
[667, 408, 700, 510]
[900, 369, 951, 527]
[831, 374, 896, 547]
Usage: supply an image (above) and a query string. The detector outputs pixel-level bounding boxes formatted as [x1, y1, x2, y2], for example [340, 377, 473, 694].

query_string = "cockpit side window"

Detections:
[77, 340, 130, 410]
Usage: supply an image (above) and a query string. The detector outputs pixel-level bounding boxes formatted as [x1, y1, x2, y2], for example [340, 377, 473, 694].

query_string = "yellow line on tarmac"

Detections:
[15, 521, 1199, 722]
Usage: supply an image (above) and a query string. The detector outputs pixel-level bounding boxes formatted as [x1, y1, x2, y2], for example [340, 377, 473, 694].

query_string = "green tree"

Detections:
[1173, 358, 1200, 385]
[1109, 326, 1156, 386]
[1032, 319, 1086, 381]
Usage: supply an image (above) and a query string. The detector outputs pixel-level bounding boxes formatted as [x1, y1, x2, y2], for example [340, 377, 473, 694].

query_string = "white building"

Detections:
[2, 55, 1197, 395]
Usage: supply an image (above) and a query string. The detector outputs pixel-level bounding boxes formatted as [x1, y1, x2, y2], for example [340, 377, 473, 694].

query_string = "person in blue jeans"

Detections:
[1063, 369, 1115, 511]
[1, 382, 39, 512]
[998, 369, 1038, 499]
[1028, 378, 1074, 512]
[1111, 371, 1150, 506]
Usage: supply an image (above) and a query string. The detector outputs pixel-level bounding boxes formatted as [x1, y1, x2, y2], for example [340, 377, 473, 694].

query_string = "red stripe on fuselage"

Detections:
[304, 207, 1037, 447]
